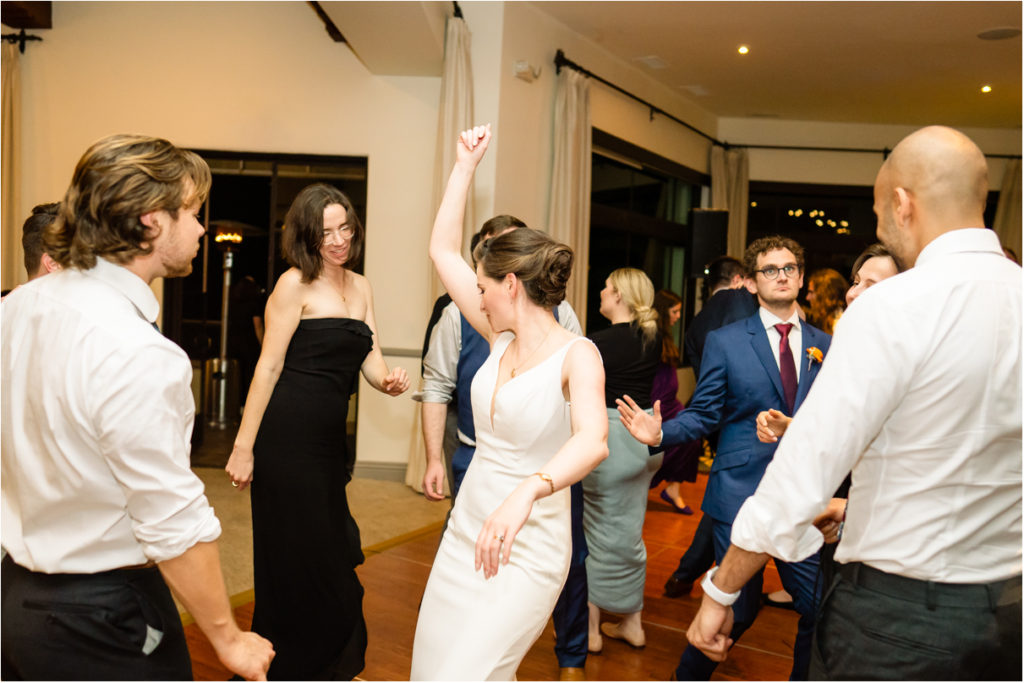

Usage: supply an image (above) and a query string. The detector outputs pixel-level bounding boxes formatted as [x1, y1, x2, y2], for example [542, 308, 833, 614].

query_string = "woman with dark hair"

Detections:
[411, 125, 608, 680]
[648, 288, 700, 514]
[806, 268, 849, 335]
[225, 183, 410, 680]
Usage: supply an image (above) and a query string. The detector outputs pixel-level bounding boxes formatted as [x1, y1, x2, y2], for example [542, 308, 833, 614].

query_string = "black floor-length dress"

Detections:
[251, 318, 372, 680]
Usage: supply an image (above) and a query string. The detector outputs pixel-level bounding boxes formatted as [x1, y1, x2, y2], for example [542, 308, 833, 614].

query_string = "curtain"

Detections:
[406, 14, 474, 493]
[431, 15, 474, 298]
[993, 159, 1022, 260]
[710, 145, 749, 259]
[2, 43, 22, 291]
[547, 67, 591, 328]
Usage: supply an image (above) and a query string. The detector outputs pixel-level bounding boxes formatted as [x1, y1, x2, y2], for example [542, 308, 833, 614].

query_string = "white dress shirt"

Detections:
[732, 229, 1022, 583]
[759, 307, 804, 381]
[2, 258, 221, 573]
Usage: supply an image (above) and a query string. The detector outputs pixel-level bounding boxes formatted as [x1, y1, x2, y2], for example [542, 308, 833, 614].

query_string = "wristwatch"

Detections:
[701, 566, 742, 606]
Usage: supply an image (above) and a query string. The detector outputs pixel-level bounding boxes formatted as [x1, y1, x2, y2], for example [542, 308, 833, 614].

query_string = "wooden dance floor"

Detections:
[186, 474, 800, 680]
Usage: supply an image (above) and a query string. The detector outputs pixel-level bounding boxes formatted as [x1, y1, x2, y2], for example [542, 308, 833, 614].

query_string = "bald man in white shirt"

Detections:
[685, 126, 1022, 680]
[1, 135, 274, 680]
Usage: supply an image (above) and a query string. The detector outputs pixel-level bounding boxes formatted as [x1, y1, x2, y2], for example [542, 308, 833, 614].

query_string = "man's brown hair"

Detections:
[742, 235, 805, 276]
[47, 134, 211, 269]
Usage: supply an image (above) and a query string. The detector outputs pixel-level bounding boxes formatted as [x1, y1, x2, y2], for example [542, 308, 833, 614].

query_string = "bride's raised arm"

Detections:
[429, 124, 495, 343]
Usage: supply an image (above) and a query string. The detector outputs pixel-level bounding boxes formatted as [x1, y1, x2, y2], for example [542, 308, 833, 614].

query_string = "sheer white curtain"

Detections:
[2, 43, 22, 290]
[710, 145, 749, 259]
[993, 159, 1021, 260]
[547, 67, 591, 328]
[406, 14, 474, 493]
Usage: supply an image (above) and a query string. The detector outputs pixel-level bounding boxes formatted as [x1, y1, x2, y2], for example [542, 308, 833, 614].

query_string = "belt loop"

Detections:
[925, 581, 937, 611]
[985, 581, 999, 612]
[851, 563, 861, 586]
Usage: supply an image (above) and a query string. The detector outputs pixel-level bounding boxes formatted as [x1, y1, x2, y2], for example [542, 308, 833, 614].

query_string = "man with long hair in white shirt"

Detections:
[683, 125, 1022, 680]
[1, 134, 275, 680]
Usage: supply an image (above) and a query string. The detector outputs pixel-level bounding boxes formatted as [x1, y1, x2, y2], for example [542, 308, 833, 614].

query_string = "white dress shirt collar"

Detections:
[758, 306, 802, 332]
[82, 257, 160, 323]
[915, 227, 1003, 267]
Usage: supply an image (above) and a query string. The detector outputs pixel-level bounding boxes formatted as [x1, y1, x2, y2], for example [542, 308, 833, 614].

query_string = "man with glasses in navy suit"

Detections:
[618, 235, 831, 680]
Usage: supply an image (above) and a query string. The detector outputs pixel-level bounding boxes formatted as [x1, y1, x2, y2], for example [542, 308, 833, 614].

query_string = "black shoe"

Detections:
[761, 593, 797, 610]
[663, 576, 693, 598]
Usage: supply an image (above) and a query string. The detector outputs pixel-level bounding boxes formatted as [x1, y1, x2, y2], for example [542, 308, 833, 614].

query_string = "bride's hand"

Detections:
[474, 483, 534, 579]
[456, 124, 491, 170]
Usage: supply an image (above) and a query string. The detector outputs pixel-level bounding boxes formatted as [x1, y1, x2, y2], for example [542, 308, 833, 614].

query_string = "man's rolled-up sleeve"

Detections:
[93, 343, 221, 563]
[420, 304, 460, 404]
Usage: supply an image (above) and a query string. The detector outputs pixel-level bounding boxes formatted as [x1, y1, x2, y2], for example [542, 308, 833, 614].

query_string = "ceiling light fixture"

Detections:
[981, 85, 993, 93]
[738, 45, 749, 55]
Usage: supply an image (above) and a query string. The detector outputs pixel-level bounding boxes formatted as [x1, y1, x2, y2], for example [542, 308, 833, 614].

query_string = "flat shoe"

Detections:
[599, 622, 645, 649]
[660, 489, 694, 515]
[762, 593, 797, 610]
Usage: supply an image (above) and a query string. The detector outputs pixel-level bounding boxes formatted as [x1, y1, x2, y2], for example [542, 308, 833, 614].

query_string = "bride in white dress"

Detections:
[410, 125, 609, 681]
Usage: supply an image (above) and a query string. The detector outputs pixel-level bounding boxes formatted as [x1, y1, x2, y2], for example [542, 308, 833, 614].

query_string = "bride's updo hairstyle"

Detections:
[473, 227, 574, 308]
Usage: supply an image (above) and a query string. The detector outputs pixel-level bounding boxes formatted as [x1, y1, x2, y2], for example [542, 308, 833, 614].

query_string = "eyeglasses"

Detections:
[754, 263, 800, 280]
[325, 225, 355, 242]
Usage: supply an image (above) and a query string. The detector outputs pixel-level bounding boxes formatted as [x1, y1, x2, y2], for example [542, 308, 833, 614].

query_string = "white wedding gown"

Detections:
[411, 332, 590, 681]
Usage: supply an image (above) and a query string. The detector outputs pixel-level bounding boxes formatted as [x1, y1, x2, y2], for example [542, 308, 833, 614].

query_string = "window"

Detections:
[587, 130, 708, 351]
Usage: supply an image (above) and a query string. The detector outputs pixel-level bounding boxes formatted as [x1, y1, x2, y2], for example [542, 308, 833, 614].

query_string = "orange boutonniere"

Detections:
[806, 347, 823, 371]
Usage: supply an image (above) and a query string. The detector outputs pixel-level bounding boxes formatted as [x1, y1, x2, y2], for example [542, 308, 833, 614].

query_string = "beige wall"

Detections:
[13, 1, 439, 469]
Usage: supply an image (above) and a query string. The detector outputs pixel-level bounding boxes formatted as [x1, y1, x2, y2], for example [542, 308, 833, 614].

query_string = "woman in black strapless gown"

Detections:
[226, 184, 409, 680]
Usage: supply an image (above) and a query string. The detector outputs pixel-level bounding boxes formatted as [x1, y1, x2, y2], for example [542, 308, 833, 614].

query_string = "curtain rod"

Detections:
[1, 29, 43, 54]
[553, 49, 1021, 161]
[555, 49, 717, 145]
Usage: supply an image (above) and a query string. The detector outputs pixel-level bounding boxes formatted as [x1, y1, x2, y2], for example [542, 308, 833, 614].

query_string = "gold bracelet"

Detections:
[533, 472, 555, 495]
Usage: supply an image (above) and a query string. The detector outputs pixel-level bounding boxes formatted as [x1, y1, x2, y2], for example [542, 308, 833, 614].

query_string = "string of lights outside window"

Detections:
[750, 201, 852, 236]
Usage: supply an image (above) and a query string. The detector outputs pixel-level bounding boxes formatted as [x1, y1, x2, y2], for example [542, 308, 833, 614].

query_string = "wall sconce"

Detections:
[513, 60, 541, 83]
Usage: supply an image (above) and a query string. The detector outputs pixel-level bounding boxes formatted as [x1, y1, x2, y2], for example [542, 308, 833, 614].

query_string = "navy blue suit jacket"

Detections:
[662, 311, 831, 524]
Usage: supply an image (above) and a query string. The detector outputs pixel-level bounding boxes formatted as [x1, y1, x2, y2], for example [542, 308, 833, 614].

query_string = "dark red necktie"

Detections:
[775, 323, 797, 413]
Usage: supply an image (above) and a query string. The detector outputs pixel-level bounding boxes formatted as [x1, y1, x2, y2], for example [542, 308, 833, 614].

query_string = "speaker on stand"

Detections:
[684, 209, 730, 326]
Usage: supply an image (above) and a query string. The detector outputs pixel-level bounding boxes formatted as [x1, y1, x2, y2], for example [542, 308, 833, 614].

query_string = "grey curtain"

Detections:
[547, 67, 591, 328]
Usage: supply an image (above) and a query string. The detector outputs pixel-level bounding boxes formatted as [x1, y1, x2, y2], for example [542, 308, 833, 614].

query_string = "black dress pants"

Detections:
[1, 556, 192, 680]
[811, 562, 1022, 681]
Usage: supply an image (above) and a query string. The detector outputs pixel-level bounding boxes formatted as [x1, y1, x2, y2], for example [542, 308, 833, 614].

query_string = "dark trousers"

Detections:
[675, 519, 821, 681]
[1, 556, 191, 680]
[670, 513, 716, 584]
[552, 483, 589, 668]
[811, 562, 1023, 680]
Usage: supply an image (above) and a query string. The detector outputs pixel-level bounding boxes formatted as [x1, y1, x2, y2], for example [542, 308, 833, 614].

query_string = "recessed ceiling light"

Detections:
[981, 85, 993, 93]
[978, 27, 1022, 40]
[738, 45, 749, 55]
[635, 55, 668, 69]
[680, 84, 709, 96]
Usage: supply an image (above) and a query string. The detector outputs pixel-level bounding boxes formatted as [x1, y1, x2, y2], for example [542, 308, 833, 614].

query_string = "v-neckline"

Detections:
[488, 334, 571, 431]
